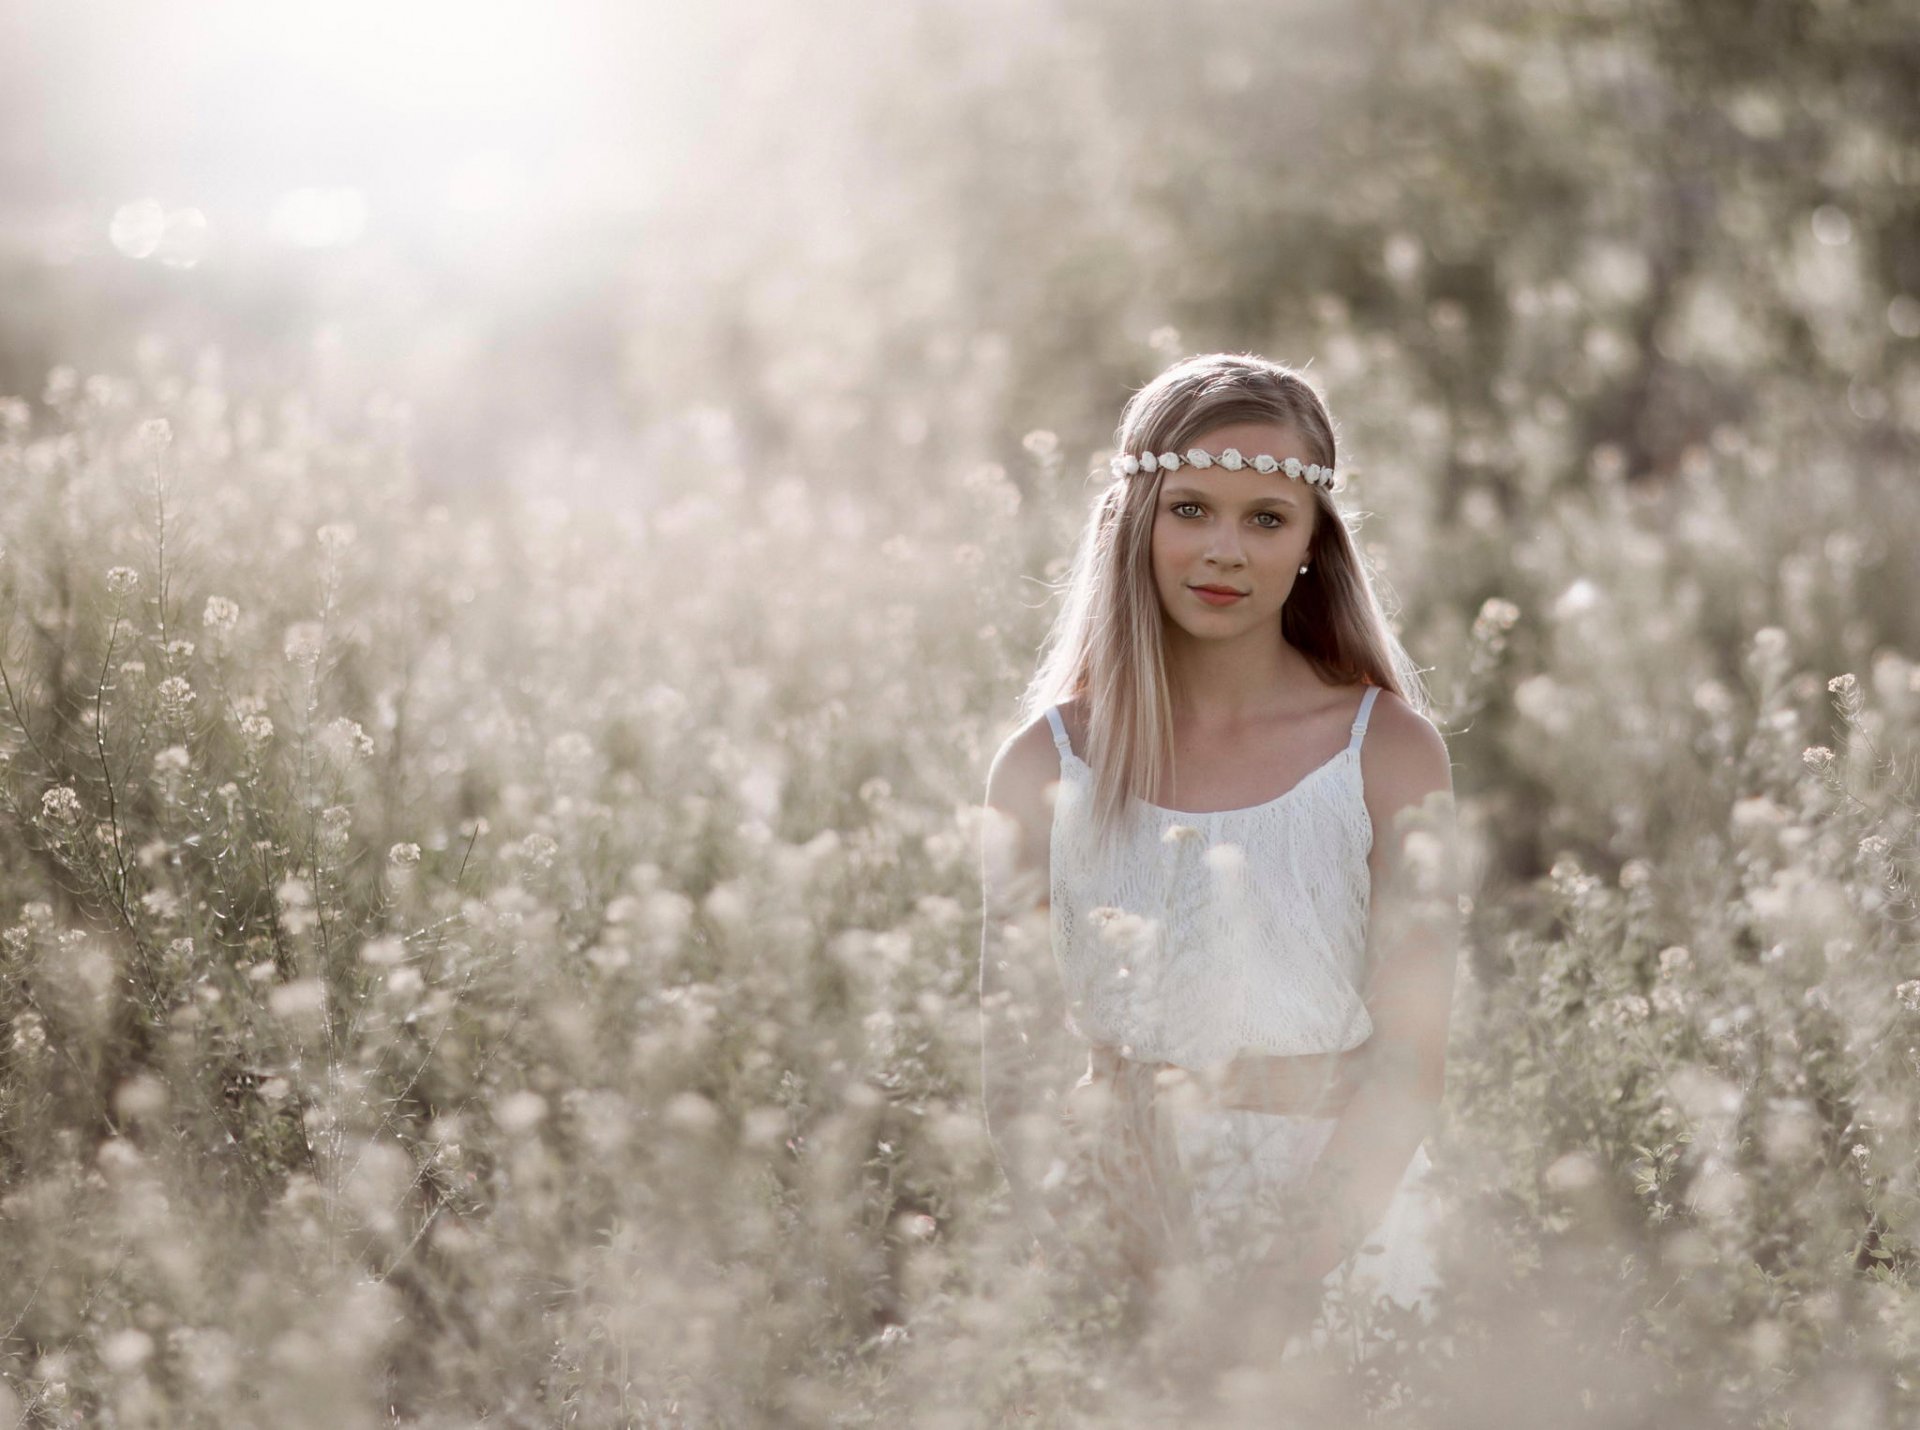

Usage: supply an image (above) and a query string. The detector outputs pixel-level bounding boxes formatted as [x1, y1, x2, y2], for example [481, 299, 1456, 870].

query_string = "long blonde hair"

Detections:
[1019, 351, 1430, 852]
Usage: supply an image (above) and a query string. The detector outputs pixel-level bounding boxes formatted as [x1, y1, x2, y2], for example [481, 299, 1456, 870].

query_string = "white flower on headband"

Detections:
[1108, 446, 1341, 490]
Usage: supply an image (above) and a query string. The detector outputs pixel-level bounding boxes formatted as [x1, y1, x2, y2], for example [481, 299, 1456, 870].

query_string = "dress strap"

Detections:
[1346, 685, 1382, 755]
[1043, 705, 1075, 761]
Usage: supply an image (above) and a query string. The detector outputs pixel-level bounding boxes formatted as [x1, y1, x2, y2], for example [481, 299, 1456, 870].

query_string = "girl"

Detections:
[978, 352, 1459, 1370]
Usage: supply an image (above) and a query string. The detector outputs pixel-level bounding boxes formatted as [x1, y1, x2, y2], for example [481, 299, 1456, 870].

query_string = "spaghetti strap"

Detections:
[1346, 685, 1382, 755]
[1043, 705, 1075, 761]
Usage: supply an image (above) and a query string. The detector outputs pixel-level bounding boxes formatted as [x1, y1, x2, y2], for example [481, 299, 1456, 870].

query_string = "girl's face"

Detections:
[1148, 420, 1320, 638]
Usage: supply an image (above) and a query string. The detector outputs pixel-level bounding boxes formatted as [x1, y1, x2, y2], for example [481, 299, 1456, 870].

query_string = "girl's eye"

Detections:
[1171, 501, 1284, 528]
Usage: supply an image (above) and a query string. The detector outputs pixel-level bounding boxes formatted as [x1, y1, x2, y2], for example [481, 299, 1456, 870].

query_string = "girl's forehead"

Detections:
[1159, 468, 1307, 507]
[1185, 420, 1306, 453]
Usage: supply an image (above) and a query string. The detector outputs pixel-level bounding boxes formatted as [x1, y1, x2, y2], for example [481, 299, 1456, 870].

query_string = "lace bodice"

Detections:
[1046, 686, 1381, 1069]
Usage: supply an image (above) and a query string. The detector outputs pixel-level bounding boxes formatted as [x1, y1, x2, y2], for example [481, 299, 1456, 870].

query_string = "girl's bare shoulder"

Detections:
[1358, 688, 1455, 837]
[982, 709, 1072, 897]
[986, 706, 1069, 825]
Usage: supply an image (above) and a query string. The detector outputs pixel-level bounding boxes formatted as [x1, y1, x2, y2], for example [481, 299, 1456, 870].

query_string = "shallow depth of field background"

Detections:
[2, 0, 1919, 1425]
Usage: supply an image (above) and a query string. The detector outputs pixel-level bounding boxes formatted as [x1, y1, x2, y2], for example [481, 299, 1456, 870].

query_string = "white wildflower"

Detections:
[1658, 945, 1693, 978]
[274, 875, 317, 936]
[1590, 993, 1651, 1032]
[586, 943, 631, 973]
[358, 937, 405, 967]
[1553, 578, 1602, 620]
[663, 1090, 720, 1134]
[267, 977, 327, 1026]
[105, 566, 139, 596]
[156, 676, 196, 725]
[1543, 1149, 1601, 1194]
[547, 731, 594, 765]
[282, 622, 324, 665]
[202, 596, 239, 634]
[388, 842, 421, 869]
[1021, 429, 1059, 460]
[316, 523, 356, 554]
[319, 805, 352, 852]
[318, 717, 373, 764]
[100, 1328, 154, 1372]
[1472, 597, 1521, 639]
[1897, 981, 1920, 1014]
[1730, 796, 1788, 843]
[1802, 746, 1835, 772]
[494, 1089, 548, 1136]
[138, 417, 172, 458]
[40, 786, 82, 825]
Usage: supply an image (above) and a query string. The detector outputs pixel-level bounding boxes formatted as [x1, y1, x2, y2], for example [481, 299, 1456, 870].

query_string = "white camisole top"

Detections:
[1045, 685, 1382, 1071]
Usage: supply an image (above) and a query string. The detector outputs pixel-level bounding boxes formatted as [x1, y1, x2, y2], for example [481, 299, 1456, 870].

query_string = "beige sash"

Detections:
[1063, 1042, 1367, 1286]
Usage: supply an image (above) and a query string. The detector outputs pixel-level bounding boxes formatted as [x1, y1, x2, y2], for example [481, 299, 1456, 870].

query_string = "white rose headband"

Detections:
[1109, 446, 1342, 493]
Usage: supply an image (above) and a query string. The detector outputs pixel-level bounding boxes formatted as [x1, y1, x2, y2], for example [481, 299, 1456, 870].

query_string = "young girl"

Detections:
[978, 352, 1459, 1368]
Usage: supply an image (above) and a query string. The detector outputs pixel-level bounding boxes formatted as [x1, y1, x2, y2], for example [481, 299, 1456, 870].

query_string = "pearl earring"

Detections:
[1299, 564, 1309, 574]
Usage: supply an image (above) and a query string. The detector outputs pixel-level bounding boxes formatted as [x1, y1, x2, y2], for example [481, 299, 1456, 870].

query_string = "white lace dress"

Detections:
[1045, 685, 1443, 1359]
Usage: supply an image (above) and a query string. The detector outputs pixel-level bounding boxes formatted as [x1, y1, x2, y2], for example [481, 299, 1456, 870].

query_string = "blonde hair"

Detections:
[1018, 351, 1430, 853]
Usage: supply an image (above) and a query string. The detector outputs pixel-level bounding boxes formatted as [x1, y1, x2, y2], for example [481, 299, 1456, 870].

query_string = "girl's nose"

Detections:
[1206, 529, 1246, 562]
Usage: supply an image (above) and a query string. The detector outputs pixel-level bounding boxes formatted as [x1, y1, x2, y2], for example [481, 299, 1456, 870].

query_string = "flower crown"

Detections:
[1109, 446, 1341, 492]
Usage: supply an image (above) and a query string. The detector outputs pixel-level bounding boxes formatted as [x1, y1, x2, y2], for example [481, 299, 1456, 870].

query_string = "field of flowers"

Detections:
[3, 0, 1919, 1424]
[0, 342, 1914, 1425]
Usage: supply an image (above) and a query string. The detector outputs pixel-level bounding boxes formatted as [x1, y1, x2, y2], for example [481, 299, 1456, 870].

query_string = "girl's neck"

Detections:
[1165, 641, 1331, 727]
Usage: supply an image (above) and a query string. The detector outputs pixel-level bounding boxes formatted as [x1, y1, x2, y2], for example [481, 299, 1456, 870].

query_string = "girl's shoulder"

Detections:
[1355, 686, 1454, 838]
[986, 705, 1071, 819]
[1355, 684, 1444, 751]
[983, 707, 1077, 897]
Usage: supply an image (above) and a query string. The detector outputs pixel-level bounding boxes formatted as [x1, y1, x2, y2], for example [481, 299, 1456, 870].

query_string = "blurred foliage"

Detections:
[0, 0, 1916, 1425]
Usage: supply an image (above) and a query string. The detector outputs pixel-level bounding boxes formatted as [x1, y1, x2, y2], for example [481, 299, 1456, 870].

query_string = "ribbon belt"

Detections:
[1062, 1041, 1369, 1285]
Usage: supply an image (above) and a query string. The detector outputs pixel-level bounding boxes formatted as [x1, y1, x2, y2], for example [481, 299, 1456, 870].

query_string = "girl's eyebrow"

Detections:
[1161, 485, 1301, 509]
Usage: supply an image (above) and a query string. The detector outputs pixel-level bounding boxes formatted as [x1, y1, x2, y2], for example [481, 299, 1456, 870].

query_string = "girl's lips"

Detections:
[1190, 585, 1247, 606]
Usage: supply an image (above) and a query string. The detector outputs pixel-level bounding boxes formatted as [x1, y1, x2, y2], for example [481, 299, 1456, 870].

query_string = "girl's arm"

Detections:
[1267, 707, 1463, 1284]
[978, 723, 1083, 1265]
